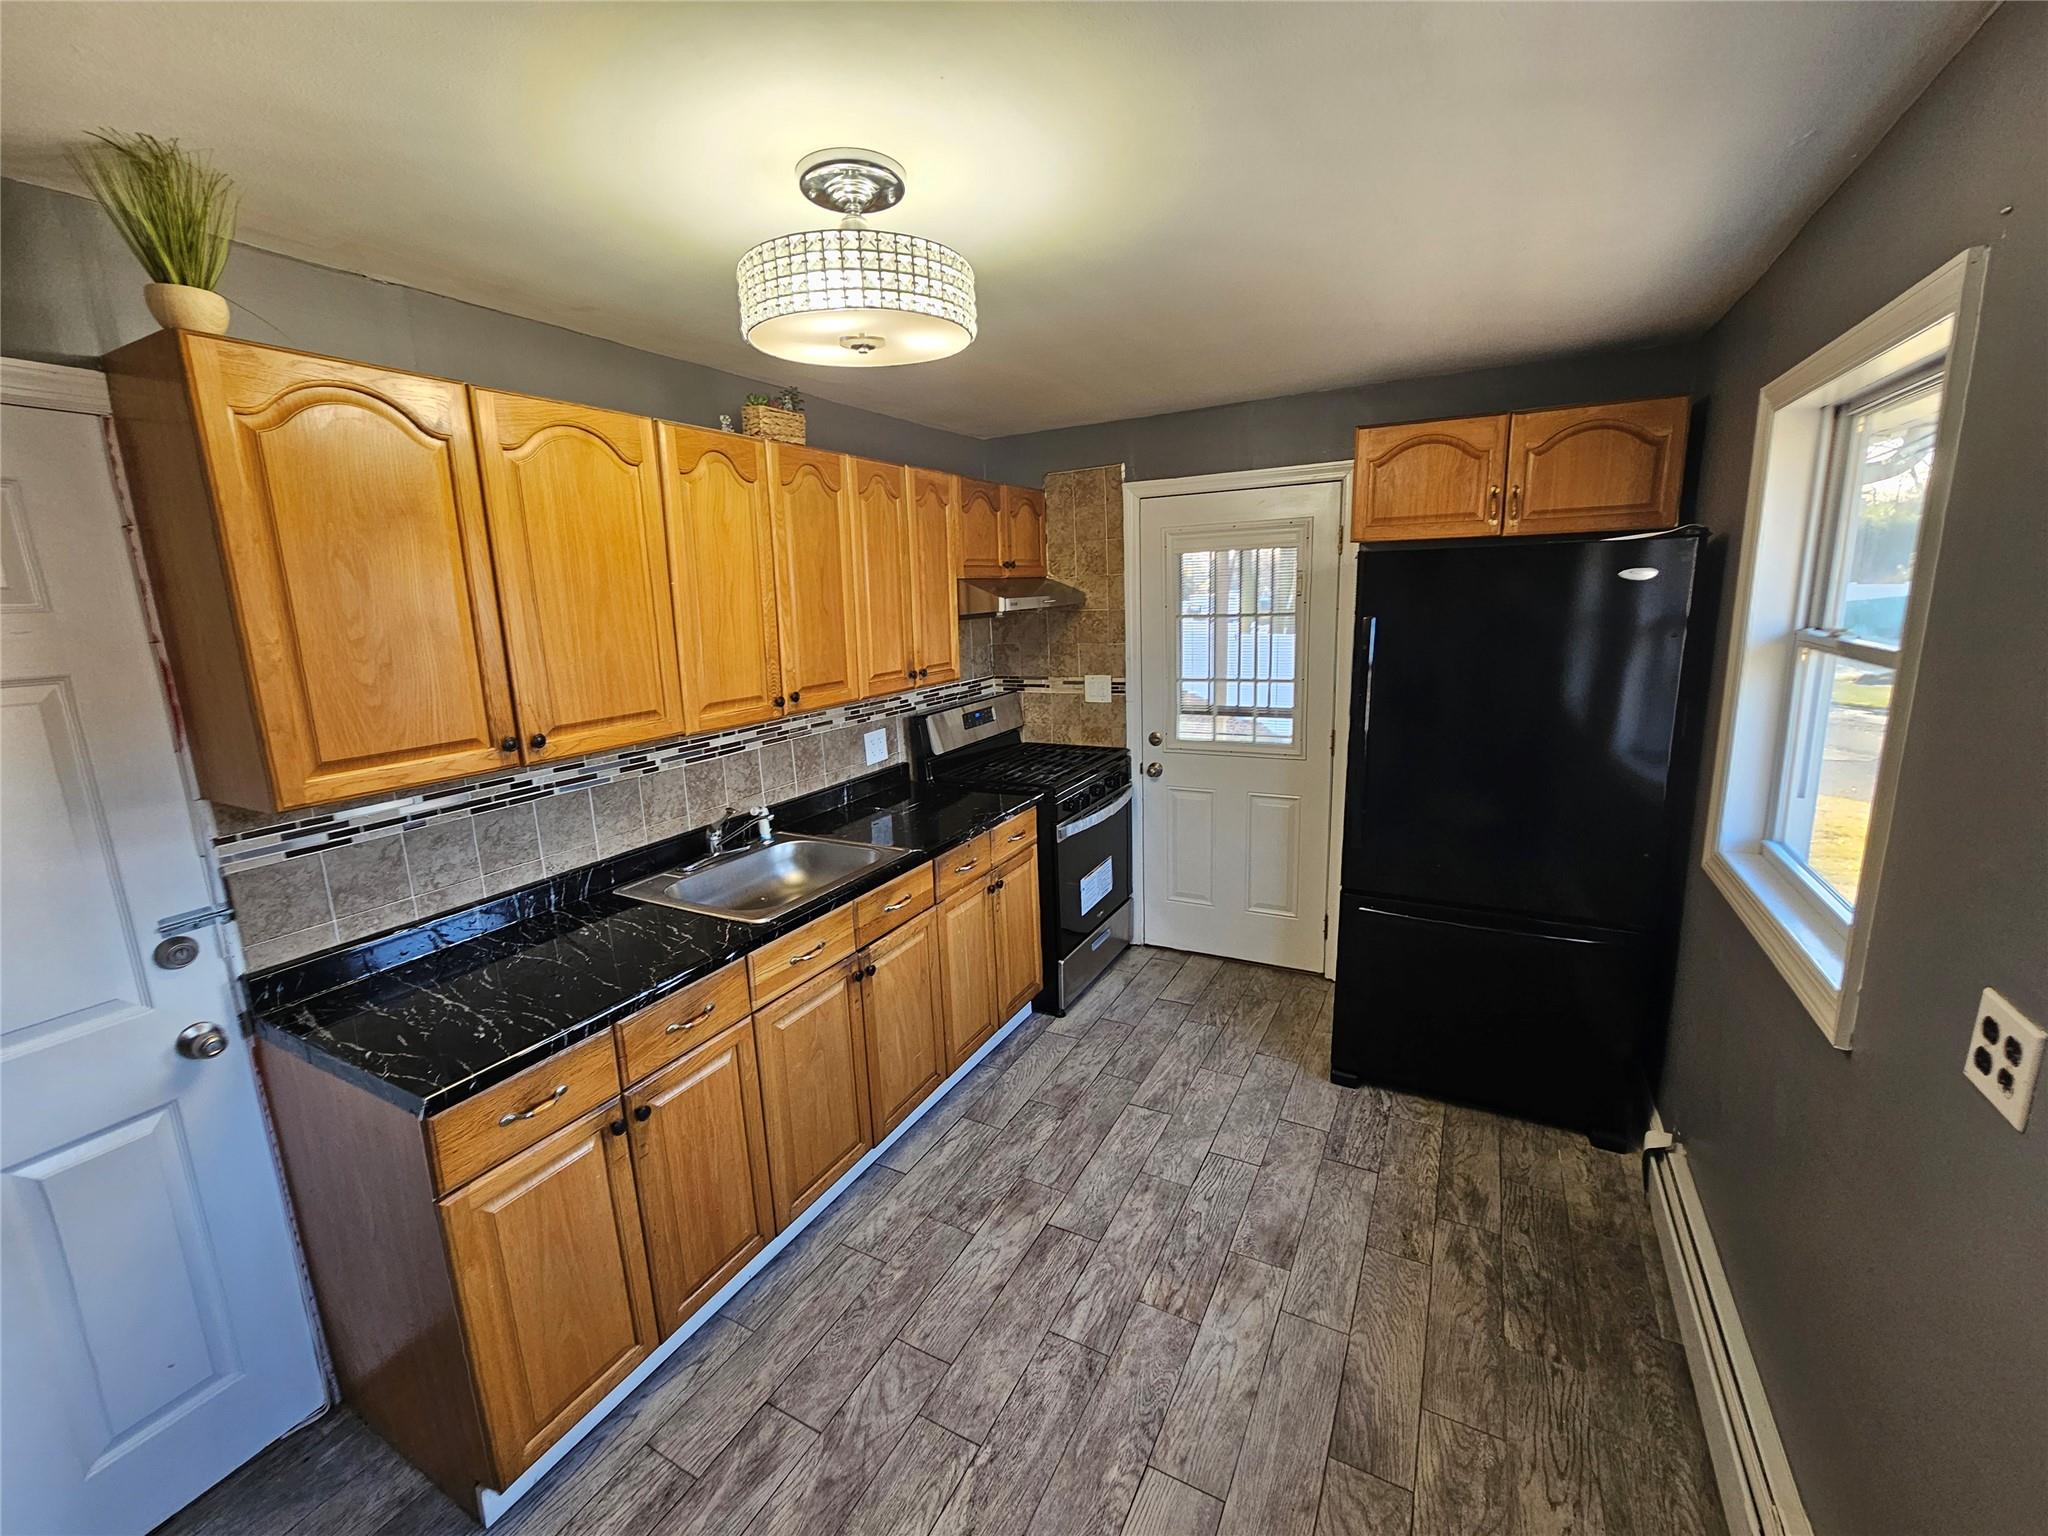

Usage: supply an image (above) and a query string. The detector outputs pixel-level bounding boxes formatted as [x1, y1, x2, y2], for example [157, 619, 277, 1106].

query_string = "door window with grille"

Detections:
[1169, 526, 1308, 753]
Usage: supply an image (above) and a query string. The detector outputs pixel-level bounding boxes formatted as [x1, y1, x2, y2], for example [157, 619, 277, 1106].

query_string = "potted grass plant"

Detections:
[69, 130, 238, 333]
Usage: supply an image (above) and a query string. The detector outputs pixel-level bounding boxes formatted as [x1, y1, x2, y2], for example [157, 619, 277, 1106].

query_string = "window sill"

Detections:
[1703, 845, 1852, 1048]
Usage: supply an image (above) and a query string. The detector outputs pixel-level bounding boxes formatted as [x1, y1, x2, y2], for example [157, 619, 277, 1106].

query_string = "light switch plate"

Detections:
[1964, 987, 2043, 1131]
[1083, 673, 1112, 704]
[862, 728, 888, 766]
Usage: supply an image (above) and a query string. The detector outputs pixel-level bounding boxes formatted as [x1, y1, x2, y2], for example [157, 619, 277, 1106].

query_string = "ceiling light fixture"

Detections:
[737, 148, 976, 368]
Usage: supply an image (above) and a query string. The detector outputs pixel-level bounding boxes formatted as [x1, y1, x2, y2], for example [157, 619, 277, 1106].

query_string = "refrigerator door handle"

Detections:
[1347, 901, 1609, 944]
[1356, 615, 1378, 773]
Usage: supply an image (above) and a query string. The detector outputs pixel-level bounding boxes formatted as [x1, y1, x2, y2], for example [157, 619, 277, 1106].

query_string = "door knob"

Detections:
[1147, 731, 1162, 746]
[1144, 761, 1164, 778]
[176, 1022, 229, 1060]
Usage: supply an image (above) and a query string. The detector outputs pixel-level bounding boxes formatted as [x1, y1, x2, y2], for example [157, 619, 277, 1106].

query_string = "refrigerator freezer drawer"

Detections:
[1331, 898, 1655, 1145]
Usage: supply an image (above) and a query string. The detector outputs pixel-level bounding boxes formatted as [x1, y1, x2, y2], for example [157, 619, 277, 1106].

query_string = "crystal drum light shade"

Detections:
[738, 227, 976, 367]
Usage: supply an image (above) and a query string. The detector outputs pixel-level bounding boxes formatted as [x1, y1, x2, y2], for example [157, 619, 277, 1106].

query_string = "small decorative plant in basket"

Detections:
[740, 388, 806, 445]
[70, 129, 239, 334]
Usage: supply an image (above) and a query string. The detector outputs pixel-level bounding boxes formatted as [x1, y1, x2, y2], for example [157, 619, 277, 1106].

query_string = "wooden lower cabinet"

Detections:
[992, 846, 1044, 1022]
[936, 878, 999, 1070]
[624, 1017, 775, 1337]
[935, 840, 1043, 1071]
[439, 1101, 657, 1486]
[257, 833, 1043, 1513]
[751, 961, 874, 1227]
[859, 910, 947, 1137]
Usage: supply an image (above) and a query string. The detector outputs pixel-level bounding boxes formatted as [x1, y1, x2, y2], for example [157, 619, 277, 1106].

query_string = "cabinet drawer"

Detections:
[990, 808, 1037, 859]
[933, 833, 993, 901]
[427, 1032, 621, 1194]
[856, 862, 933, 945]
[747, 905, 857, 1008]
[613, 960, 752, 1086]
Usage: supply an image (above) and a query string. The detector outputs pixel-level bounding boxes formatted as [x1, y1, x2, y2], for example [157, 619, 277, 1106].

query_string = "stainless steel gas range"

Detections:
[911, 694, 1133, 1012]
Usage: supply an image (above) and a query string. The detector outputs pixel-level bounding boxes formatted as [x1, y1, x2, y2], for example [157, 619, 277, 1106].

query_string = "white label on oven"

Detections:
[1080, 856, 1114, 917]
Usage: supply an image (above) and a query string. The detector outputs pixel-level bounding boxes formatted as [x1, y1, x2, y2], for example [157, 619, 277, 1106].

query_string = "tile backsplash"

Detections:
[995, 463, 1128, 747]
[221, 626, 999, 973]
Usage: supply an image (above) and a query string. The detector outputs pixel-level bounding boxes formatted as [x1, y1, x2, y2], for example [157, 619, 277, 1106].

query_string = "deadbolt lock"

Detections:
[153, 935, 201, 969]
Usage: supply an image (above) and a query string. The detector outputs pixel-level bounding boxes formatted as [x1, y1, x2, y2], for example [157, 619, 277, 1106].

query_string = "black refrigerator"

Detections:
[1333, 528, 1702, 1147]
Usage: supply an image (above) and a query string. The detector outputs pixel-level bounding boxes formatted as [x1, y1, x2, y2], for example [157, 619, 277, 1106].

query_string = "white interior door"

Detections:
[1135, 478, 1343, 970]
[1, 401, 324, 1535]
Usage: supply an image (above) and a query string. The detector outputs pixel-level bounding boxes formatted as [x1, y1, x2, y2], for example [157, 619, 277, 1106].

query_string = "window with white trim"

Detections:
[1704, 249, 1983, 1048]
[1769, 365, 1942, 911]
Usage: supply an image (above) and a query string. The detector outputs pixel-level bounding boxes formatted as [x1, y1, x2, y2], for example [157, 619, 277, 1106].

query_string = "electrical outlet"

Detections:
[1963, 987, 2044, 1131]
[862, 728, 888, 766]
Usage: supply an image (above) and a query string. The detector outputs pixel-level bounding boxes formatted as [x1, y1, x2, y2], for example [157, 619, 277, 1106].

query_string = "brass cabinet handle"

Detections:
[1508, 485, 1523, 524]
[880, 895, 913, 913]
[1487, 484, 1501, 525]
[664, 1000, 717, 1034]
[788, 941, 828, 965]
[498, 1083, 568, 1126]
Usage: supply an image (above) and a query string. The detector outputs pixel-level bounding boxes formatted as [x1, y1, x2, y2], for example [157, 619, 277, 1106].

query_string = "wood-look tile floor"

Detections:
[164, 947, 1727, 1536]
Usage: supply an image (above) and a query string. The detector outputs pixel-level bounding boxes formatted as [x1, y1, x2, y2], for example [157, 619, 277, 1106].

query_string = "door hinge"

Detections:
[1323, 914, 1330, 941]
[1330, 727, 1337, 756]
[157, 902, 234, 938]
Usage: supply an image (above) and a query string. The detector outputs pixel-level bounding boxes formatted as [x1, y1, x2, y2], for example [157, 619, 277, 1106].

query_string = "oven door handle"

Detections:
[1057, 788, 1133, 842]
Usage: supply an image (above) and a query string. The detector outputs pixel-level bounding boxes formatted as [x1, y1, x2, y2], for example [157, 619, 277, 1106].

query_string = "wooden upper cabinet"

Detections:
[958, 477, 1004, 578]
[858, 910, 947, 1139]
[1505, 396, 1690, 537]
[766, 444, 862, 714]
[935, 879, 997, 1072]
[910, 469, 963, 686]
[471, 391, 684, 761]
[991, 845, 1043, 1022]
[999, 485, 1048, 576]
[439, 1102, 656, 1486]
[1352, 415, 1507, 543]
[660, 424, 784, 733]
[751, 963, 873, 1228]
[624, 1016, 776, 1337]
[105, 333, 519, 810]
[847, 456, 918, 698]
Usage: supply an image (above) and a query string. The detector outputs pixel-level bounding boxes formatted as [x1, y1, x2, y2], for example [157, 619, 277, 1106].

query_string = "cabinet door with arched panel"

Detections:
[114, 333, 521, 808]
[767, 444, 862, 714]
[661, 424, 785, 733]
[1351, 415, 1507, 542]
[1504, 396, 1689, 537]
[848, 456, 918, 698]
[472, 391, 685, 760]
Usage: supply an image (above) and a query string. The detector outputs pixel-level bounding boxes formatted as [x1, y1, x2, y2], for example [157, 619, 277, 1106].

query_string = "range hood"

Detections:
[957, 575, 1088, 616]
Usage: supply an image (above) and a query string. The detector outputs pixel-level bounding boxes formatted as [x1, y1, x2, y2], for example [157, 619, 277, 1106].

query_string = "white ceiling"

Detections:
[1, 2, 1985, 437]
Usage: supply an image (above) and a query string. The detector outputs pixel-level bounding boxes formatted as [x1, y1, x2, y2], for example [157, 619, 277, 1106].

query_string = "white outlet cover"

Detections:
[862, 728, 888, 766]
[1083, 673, 1112, 703]
[1964, 987, 2044, 1132]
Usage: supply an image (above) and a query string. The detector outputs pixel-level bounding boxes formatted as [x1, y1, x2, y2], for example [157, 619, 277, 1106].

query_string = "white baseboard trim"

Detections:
[474, 1001, 1035, 1525]
[1645, 1111, 1813, 1536]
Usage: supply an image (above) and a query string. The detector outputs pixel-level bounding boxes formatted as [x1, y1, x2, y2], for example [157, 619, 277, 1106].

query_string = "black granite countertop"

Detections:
[249, 771, 1035, 1115]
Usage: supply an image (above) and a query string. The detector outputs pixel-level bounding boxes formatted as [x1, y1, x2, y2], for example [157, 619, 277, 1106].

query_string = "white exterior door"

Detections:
[1134, 477, 1344, 970]
[1, 400, 325, 1534]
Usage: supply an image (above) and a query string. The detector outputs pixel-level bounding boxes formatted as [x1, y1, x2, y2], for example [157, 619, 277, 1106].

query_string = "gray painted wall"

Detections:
[1662, 6, 2046, 1533]
[0, 178, 990, 479]
[982, 340, 1699, 485]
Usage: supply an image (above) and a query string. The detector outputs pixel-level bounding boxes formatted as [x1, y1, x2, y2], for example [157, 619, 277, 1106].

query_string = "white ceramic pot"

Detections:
[143, 283, 230, 334]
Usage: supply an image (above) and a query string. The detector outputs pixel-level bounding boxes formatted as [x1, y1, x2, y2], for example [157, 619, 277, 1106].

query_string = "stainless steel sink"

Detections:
[613, 833, 905, 924]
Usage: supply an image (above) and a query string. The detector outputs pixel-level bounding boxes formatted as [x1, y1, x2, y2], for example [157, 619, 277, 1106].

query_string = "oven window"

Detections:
[1174, 538, 1302, 747]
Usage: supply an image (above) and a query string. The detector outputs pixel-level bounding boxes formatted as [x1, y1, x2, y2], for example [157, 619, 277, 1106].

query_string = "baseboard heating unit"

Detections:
[1644, 1116, 1814, 1536]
